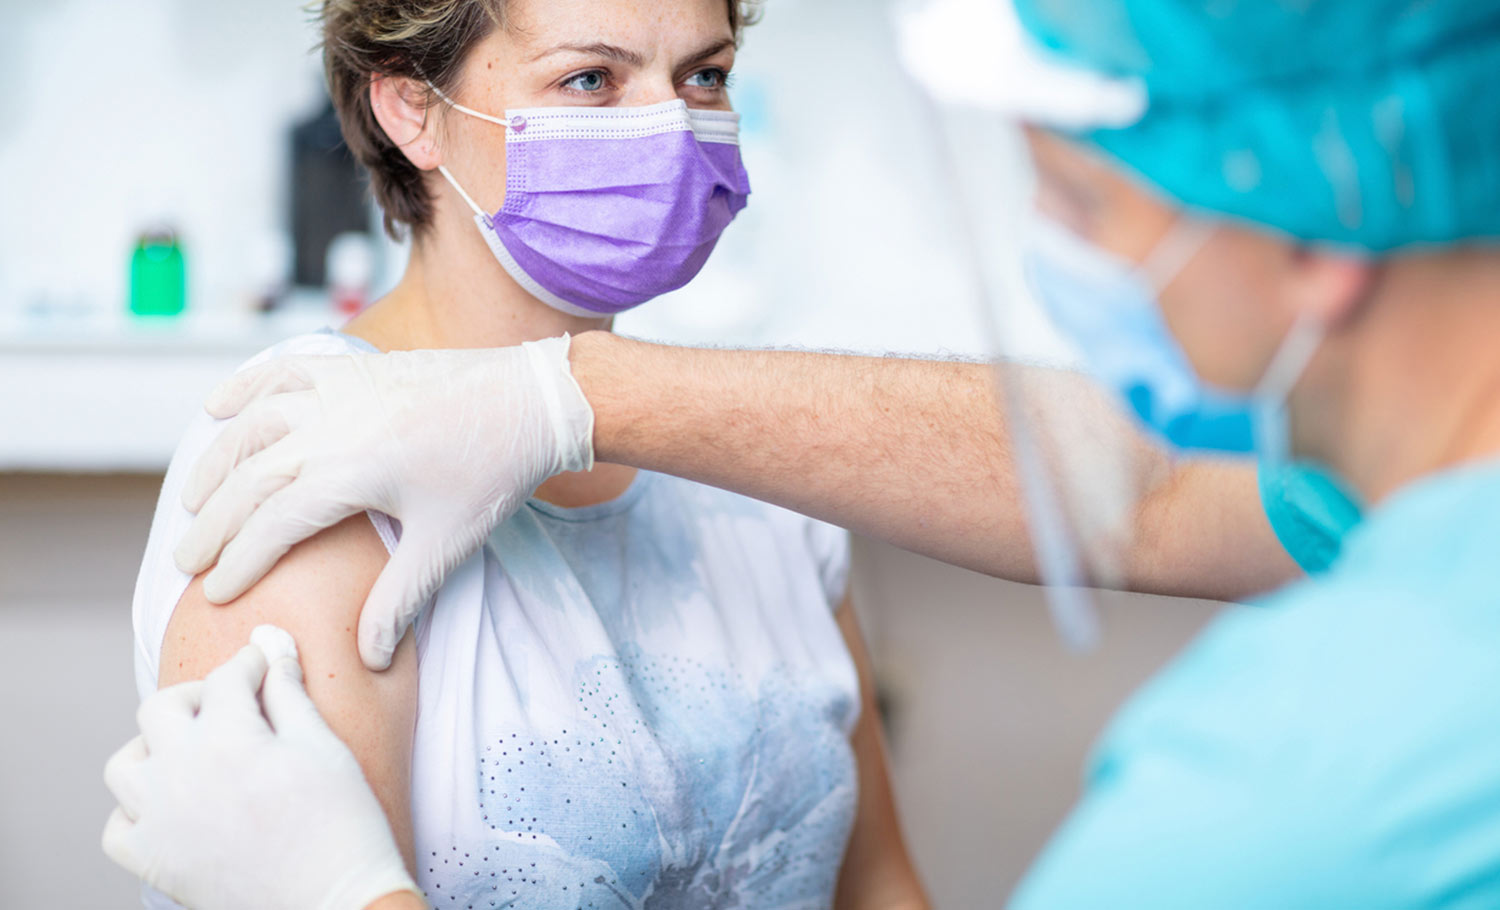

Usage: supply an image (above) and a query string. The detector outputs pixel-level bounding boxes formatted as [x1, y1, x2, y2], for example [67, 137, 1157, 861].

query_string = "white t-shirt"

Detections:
[133, 332, 862, 909]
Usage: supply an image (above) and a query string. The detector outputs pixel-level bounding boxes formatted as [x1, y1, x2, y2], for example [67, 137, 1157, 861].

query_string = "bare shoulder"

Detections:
[159, 515, 395, 692]
[158, 513, 419, 865]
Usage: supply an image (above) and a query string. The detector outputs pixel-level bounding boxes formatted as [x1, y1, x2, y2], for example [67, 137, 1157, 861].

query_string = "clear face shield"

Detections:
[895, 0, 1177, 651]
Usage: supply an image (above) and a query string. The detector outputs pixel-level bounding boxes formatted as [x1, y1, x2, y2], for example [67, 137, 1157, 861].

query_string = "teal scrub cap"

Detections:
[1011, 0, 1500, 252]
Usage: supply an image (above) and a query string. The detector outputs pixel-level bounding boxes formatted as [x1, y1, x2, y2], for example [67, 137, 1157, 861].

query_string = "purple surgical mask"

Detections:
[431, 85, 752, 316]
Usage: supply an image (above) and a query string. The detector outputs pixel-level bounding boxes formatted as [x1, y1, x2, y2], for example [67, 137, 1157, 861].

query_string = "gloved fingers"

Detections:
[199, 644, 272, 732]
[103, 736, 150, 822]
[261, 654, 337, 740]
[358, 534, 450, 671]
[101, 806, 146, 879]
[136, 680, 203, 753]
[203, 357, 331, 420]
[179, 440, 305, 591]
[202, 479, 361, 605]
[181, 390, 318, 515]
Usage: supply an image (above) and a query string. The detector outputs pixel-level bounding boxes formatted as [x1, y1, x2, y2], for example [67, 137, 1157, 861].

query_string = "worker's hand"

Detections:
[102, 629, 424, 910]
[172, 336, 595, 669]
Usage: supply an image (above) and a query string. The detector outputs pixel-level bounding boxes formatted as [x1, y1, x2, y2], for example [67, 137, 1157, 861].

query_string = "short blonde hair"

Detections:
[321, 0, 761, 239]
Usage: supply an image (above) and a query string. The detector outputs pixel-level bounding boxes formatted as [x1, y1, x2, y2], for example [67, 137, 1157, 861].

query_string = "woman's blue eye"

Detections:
[564, 71, 608, 93]
[688, 69, 728, 90]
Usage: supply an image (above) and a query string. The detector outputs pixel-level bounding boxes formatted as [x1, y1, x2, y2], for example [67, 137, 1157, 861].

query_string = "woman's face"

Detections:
[1024, 127, 1304, 395]
[434, 0, 738, 214]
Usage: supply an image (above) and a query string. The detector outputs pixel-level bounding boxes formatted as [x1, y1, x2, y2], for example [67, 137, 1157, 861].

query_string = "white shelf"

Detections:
[0, 307, 338, 474]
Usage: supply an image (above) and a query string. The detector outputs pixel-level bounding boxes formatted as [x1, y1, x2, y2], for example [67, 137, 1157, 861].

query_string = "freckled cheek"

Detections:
[455, 133, 511, 212]
[463, 63, 516, 209]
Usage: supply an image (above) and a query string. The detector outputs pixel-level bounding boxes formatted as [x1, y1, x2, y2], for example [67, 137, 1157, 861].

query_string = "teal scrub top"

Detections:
[1260, 463, 1364, 573]
[1013, 461, 1500, 908]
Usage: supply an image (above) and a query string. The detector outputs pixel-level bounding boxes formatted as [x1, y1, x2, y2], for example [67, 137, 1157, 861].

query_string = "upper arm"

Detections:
[834, 597, 930, 910]
[1130, 460, 1303, 601]
[158, 515, 419, 871]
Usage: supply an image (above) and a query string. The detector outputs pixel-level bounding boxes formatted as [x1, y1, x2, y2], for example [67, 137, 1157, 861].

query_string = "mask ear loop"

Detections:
[424, 82, 515, 224]
[1255, 309, 1325, 404]
[426, 81, 513, 129]
[1250, 309, 1326, 465]
[1140, 220, 1216, 293]
[436, 165, 489, 221]
[1138, 217, 1326, 463]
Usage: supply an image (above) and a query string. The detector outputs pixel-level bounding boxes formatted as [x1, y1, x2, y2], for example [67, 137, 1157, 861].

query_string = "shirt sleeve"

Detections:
[1258, 462, 1363, 574]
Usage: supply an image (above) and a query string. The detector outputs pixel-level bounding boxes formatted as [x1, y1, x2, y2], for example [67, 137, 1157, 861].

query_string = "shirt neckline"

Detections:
[526, 471, 657, 523]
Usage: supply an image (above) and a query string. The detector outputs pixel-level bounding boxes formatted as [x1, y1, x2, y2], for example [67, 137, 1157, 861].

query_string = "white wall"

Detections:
[0, 0, 325, 319]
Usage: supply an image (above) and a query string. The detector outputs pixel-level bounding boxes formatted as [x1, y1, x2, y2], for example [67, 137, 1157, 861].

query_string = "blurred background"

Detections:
[0, 0, 1221, 905]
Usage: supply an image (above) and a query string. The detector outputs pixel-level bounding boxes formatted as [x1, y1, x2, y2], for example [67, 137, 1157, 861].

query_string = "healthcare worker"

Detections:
[104, 0, 1500, 906]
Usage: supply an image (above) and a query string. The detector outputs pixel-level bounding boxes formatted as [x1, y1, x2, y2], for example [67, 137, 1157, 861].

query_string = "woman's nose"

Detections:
[622, 74, 683, 107]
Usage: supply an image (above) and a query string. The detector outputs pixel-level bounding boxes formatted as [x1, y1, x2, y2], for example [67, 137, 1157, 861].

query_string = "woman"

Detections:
[129, 0, 928, 907]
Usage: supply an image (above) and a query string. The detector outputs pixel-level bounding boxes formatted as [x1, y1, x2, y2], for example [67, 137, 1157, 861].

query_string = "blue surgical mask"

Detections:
[1023, 215, 1325, 462]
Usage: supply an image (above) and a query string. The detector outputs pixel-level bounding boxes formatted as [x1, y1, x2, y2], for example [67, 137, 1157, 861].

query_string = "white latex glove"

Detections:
[102, 626, 423, 910]
[172, 336, 595, 669]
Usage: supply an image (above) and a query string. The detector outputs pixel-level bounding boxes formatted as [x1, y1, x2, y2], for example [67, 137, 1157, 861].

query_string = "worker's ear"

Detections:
[370, 75, 443, 170]
[1286, 248, 1380, 330]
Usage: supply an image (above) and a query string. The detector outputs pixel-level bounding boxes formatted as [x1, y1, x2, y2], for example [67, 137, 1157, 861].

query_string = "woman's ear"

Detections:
[1288, 248, 1380, 330]
[370, 75, 443, 170]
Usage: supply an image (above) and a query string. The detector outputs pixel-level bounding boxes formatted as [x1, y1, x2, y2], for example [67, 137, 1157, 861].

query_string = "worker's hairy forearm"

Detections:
[572, 331, 1038, 581]
[572, 332, 1299, 601]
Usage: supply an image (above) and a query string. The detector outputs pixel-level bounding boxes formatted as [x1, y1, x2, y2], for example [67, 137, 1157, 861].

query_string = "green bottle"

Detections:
[130, 229, 187, 317]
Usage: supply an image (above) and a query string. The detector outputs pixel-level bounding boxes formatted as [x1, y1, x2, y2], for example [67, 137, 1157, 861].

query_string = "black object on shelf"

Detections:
[290, 100, 370, 289]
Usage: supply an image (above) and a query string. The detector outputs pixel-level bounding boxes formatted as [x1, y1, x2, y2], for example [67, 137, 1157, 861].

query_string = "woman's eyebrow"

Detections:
[532, 42, 647, 66]
[677, 38, 736, 69]
[529, 38, 735, 69]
